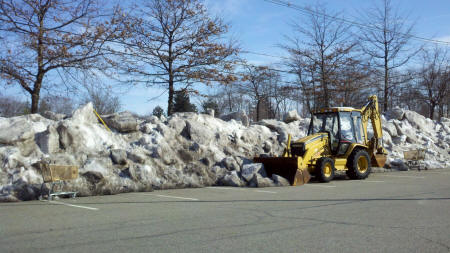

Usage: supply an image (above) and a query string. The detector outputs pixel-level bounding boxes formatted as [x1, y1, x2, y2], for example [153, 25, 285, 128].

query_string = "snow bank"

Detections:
[0, 104, 448, 201]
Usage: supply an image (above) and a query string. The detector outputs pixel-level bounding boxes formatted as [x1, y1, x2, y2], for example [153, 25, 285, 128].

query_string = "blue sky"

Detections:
[3, 0, 450, 115]
[125, 0, 450, 115]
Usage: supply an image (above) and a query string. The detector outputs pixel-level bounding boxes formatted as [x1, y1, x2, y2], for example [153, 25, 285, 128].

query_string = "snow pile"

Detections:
[382, 107, 450, 169]
[0, 103, 448, 201]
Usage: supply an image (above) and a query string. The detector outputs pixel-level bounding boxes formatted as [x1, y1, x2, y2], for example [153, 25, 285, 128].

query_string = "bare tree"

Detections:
[39, 95, 75, 115]
[0, 94, 27, 117]
[239, 65, 278, 121]
[269, 84, 295, 120]
[333, 58, 373, 107]
[215, 82, 250, 114]
[289, 56, 316, 114]
[282, 4, 356, 109]
[81, 84, 121, 115]
[121, 0, 239, 115]
[358, 0, 419, 112]
[0, 0, 122, 113]
[417, 47, 449, 120]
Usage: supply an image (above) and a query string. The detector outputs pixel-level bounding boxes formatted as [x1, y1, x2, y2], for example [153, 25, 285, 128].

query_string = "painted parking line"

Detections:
[379, 175, 425, 179]
[207, 186, 277, 194]
[254, 190, 277, 194]
[47, 200, 99, 211]
[206, 186, 242, 190]
[364, 180, 385, 183]
[304, 184, 337, 188]
[140, 193, 199, 201]
[419, 171, 450, 175]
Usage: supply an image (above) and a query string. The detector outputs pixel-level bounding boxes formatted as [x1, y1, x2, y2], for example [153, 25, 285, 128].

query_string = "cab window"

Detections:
[308, 113, 339, 152]
[339, 112, 355, 142]
[351, 111, 363, 144]
[308, 113, 338, 138]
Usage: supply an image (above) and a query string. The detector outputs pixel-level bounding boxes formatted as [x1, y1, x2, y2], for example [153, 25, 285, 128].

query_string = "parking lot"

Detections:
[1, 169, 450, 253]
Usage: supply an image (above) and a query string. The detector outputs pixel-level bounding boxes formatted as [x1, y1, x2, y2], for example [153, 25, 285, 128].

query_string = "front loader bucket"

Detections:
[254, 157, 311, 186]
[372, 154, 387, 168]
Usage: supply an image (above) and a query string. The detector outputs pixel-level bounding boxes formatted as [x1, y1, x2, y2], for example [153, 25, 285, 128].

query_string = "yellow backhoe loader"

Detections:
[254, 95, 388, 185]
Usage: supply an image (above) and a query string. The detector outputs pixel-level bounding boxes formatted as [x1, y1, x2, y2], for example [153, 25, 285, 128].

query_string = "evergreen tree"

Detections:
[173, 90, 197, 113]
[202, 98, 220, 117]
[152, 106, 165, 118]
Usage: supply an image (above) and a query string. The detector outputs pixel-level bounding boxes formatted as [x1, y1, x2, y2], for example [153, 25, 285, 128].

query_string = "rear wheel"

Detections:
[346, 149, 371, 179]
[315, 157, 335, 183]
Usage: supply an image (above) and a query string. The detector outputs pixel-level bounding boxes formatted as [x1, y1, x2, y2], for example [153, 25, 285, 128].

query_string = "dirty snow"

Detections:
[0, 103, 448, 201]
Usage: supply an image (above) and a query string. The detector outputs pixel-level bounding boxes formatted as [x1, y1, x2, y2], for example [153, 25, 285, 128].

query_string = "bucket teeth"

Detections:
[372, 154, 387, 167]
[293, 169, 311, 186]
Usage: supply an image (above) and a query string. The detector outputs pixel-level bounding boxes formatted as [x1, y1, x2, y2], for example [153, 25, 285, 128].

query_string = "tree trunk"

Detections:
[429, 102, 435, 120]
[30, 73, 43, 113]
[383, 57, 389, 112]
[31, 91, 40, 114]
[167, 79, 174, 116]
[256, 98, 261, 121]
[320, 55, 329, 108]
[228, 91, 233, 112]
[31, 15, 44, 114]
[438, 104, 443, 121]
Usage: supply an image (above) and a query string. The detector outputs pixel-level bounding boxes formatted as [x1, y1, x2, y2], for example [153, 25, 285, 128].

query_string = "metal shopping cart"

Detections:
[38, 163, 79, 200]
[403, 149, 426, 171]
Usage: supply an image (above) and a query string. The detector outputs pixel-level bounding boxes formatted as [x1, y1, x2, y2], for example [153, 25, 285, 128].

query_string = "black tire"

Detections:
[315, 157, 335, 183]
[346, 149, 371, 179]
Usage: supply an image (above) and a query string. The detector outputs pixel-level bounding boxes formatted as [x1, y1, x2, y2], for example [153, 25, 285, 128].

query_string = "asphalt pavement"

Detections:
[1, 169, 450, 253]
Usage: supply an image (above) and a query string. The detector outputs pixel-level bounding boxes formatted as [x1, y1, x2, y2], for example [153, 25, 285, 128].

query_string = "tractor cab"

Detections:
[308, 108, 365, 156]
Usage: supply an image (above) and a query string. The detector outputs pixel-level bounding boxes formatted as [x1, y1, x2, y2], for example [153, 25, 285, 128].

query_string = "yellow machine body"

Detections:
[254, 95, 388, 185]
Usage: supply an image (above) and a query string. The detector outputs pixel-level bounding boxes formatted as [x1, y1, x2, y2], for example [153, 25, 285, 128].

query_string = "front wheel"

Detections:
[346, 149, 371, 179]
[315, 157, 335, 183]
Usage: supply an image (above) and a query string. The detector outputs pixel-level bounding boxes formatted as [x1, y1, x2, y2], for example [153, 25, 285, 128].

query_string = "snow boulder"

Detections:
[220, 171, 243, 187]
[387, 158, 409, 171]
[0, 116, 35, 145]
[403, 110, 435, 132]
[241, 163, 266, 182]
[111, 149, 127, 165]
[440, 117, 450, 128]
[284, 110, 302, 123]
[220, 157, 241, 172]
[250, 173, 276, 187]
[71, 102, 98, 124]
[272, 174, 290, 186]
[383, 121, 398, 137]
[386, 107, 405, 120]
[103, 111, 140, 133]
[256, 119, 305, 143]
[35, 124, 60, 154]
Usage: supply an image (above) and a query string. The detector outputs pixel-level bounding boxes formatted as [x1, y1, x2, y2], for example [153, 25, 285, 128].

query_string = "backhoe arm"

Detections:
[361, 95, 387, 155]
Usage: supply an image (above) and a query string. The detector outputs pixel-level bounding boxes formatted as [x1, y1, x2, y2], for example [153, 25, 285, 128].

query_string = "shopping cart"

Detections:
[38, 163, 79, 200]
[403, 149, 426, 171]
